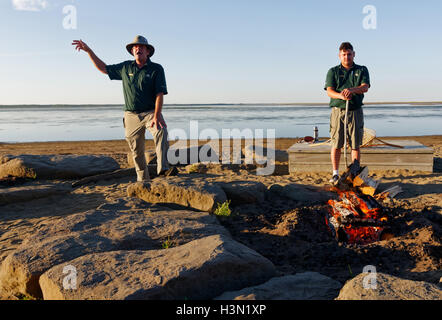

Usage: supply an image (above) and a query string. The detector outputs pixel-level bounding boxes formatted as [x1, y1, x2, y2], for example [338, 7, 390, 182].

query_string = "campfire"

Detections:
[325, 161, 401, 245]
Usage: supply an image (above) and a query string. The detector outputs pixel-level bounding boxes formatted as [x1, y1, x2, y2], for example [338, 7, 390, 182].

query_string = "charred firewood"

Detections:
[338, 159, 362, 186]
[374, 185, 403, 201]
[326, 186, 391, 244]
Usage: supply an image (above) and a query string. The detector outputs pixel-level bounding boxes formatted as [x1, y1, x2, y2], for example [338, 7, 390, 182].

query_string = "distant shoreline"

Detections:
[1, 135, 441, 145]
[1, 101, 441, 107]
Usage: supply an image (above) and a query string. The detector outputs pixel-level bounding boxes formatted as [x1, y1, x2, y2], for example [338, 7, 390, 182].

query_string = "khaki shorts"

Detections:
[330, 107, 364, 149]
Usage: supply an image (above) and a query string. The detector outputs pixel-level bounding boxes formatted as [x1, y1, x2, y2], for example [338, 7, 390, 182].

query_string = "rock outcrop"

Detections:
[0, 184, 71, 205]
[0, 198, 230, 298]
[336, 272, 442, 300]
[127, 178, 227, 212]
[0, 155, 120, 179]
[39, 234, 276, 300]
[268, 183, 336, 205]
[215, 272, 342, 300]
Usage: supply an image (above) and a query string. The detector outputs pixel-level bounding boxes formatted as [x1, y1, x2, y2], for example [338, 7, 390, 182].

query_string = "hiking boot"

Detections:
[329, 174, 340, 185]
[159, 166, 178, 177]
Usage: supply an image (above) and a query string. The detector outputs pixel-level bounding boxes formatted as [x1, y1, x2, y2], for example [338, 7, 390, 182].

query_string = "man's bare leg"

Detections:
[331, 147, 341, 171]
[351, 148, 360, 162]
[330, 147, 342, 183]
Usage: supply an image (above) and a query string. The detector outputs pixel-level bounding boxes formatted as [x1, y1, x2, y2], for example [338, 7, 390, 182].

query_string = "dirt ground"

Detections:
[0, 136, 441, 299]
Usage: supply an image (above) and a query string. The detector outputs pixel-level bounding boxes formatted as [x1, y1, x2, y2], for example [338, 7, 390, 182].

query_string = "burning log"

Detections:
[337, 159, 362, 186]
[325, 160, 401, 244]
[326, 203, 390, 245]
[326, 172, 391, 244]
[342, 225, 385, 245]
[352, 167, 380, 196]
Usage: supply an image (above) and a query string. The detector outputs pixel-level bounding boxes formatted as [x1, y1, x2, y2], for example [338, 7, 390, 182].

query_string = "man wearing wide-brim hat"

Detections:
[72, 35, 177, 181]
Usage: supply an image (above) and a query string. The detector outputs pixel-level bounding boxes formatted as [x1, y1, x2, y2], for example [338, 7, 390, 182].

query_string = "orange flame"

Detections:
[326, 189, 389, 244]
[343, 225, 384, 245]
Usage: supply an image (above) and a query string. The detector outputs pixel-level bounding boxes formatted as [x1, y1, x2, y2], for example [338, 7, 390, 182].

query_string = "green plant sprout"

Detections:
[214, 200, 231, 217]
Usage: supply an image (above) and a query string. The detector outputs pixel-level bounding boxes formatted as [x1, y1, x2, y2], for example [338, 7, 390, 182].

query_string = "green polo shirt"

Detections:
[106, 59, 168, 112]
[324, 63, 370, 110]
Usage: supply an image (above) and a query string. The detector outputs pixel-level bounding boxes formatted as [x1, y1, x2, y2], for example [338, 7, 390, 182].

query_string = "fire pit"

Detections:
[325, 162, 398, 245]
[326, 191, 390, 244]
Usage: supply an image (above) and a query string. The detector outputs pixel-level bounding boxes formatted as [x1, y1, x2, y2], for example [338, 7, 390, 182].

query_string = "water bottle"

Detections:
[313, 126, 318, 141]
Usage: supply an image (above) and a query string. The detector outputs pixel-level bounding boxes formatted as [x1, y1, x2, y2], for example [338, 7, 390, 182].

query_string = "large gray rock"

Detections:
[336, 272, 442, 300]
[0, 184, 71, 205]
[0, 155, 120, 179]
[218, 181, 266, 205]
[268, 183, 336, 205]
[127, 178, 227, 212]
[0, 198, 230, 298]
[168, 141, 219, 165]
[184, 162, 256, 175]
[244, 144, 288, 163]
[215, 272, 342, 300]
[127, 142, 219, 167]
[39, 234, 276, 300]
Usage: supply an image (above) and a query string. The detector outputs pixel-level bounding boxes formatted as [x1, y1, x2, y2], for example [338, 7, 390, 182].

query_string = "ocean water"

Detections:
[0, 104, 441, 143]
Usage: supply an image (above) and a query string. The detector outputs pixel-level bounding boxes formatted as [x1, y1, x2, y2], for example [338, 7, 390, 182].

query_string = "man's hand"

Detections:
[341, 88, 353, 100]
[72, 40, 91, 53]
[72, 40, 107, 74]
[151, 113, 167, 130]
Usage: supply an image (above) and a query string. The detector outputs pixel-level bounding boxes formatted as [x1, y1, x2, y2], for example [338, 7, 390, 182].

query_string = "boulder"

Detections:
[39, 234, 276, 300]
[0, 155, 120, 179]
[127, 178, 227, 212]
[184, 162, 255, 175]
[168, 140, 219, 165]
[0, 184, 71, 205]
[268, 183, 336, 205]
[218, 181, 266, 205]
[336, 272, 442, 300]
[215, 272, 342, 300]
[0, 198, 230, 298]
[244, 145, 288, 163]
[127, 142, 219, 167]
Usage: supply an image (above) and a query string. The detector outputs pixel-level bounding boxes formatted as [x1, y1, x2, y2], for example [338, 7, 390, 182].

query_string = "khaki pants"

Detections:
[330, 107, 364, 149]
[124, 111, 169, 181]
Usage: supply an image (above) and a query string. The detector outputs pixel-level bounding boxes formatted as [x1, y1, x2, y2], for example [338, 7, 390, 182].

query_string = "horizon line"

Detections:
[1, 101, 442, 107]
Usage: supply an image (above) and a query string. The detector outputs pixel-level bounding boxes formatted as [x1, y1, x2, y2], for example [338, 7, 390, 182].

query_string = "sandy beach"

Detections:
[0, 135, 441, 300]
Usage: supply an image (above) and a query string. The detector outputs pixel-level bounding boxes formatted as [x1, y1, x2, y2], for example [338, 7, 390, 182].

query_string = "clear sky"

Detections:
[1, 0, 442, 104]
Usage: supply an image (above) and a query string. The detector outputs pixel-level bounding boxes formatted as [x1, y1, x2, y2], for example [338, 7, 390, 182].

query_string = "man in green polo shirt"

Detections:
[72, 35, 176, 182]
[324, 42, 370, 184]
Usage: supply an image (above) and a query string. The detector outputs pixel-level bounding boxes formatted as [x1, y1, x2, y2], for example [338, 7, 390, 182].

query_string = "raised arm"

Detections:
[72, 40, 107, 74]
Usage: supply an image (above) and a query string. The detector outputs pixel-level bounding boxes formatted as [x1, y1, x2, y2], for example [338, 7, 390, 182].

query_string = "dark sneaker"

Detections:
[329, 174, 339, 185]
[159, 166, 178, 177]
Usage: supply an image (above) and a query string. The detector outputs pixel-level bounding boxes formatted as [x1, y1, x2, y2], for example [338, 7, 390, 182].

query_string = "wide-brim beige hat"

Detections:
[126, 35, 155, 57]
